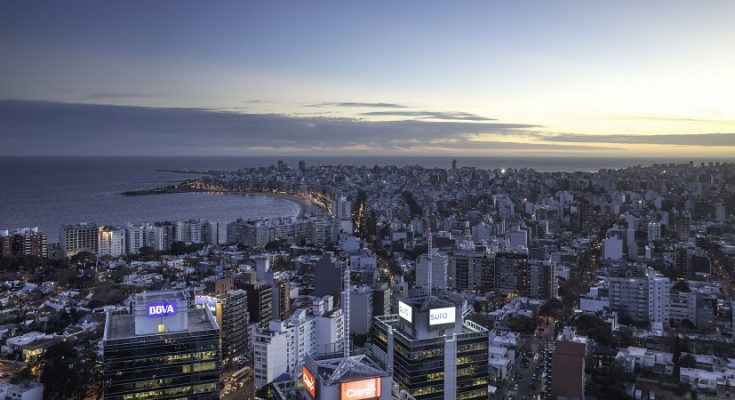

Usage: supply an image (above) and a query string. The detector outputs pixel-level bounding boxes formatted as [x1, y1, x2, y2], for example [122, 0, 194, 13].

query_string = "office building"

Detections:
[196, 290, 250, 367]
[370, 292, 490, 399]
[60, 223, 98, 257]
[243, 281, 273, 328]
[551, 327, 588, 400]
[102, 290, 221, 400]
[300, 352, 392, 400]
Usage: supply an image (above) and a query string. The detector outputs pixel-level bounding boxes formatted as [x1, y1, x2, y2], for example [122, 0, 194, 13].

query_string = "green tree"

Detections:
[170, 241, 188, 255]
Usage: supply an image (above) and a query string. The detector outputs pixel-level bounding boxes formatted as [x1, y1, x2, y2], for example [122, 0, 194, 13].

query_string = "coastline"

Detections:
[123, 188, 321, 218]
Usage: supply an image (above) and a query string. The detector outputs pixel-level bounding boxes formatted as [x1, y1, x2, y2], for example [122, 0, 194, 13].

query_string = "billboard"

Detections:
[302, 366, 317, 398]
[146, 302, 177, 317]
[428, 306, 455, 326]
[340, 377, 381, 400]
[398, 300, 412, 323]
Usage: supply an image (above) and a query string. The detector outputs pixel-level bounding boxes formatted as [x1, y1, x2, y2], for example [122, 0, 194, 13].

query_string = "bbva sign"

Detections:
[147, 302, 177, 317]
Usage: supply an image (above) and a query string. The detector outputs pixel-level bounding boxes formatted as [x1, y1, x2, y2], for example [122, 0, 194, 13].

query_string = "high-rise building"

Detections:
[253, 297, 344, 390]
[275, 279, 291, 321]
[449, 250, 494, 292]
[675, 244, 692, 279]
[647, 222, 662, 241]
[371, 283, 391, 318]
[243, 281, 273, 328]
[349, 286, 373, 335]
[314, 252, 343, 304]
[416, 250, 448, 290]
[97, 226, 125, 258]
[647, 268, 671, 328]
[551, 327, 588, 400]
[370, 292, 490, 400]
[300, 352, 392, 400]
[495, 250, 529, 295]
[0, 227, 47, 258]
[102, 290, 221, 400]
[609, 276, 649, 323]
[196, 290, 250, 367]
[528, 260, 557, 300]
[60, 223, 98, 257]
[125, 223, 146, 255]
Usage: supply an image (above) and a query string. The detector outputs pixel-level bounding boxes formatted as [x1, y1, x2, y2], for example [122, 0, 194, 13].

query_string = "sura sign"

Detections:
[147, 302, 177, 317]
[428, 306, 456, 326]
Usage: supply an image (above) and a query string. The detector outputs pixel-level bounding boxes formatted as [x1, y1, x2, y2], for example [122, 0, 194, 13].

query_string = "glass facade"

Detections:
[372, 314, 489, 400]
[103, 315, 221, 400]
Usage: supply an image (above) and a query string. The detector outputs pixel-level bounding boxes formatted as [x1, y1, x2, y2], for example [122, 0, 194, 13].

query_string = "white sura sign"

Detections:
[429, 307, 456, 326]
[398, 301, 412, 323]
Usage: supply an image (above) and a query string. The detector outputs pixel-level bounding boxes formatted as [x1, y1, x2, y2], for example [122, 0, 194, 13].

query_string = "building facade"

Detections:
[102, 290, 222, 400]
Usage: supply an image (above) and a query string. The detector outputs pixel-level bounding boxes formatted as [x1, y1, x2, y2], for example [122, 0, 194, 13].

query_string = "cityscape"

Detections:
[2, 2, 735, 400]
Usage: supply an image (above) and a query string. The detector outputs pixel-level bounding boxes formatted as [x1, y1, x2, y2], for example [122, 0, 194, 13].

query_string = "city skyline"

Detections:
[1, 1, 734, 156]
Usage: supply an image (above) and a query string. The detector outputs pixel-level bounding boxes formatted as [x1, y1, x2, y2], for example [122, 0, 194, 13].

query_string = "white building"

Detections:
[615, 347, 674, 375]
[647, 268, 671, 328]
[98, 226, 125, 257]
[253, 296, 344, 389]
[416, 250, 448, 290]
[125, 223, 146, 255]
[0, 382, 44, 400]
[603, 237, 623, 260]
[647, 222, 662, 241]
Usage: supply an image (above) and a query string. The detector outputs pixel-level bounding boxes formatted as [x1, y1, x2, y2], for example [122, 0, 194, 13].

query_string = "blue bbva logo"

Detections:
[147, 302, 177, 317]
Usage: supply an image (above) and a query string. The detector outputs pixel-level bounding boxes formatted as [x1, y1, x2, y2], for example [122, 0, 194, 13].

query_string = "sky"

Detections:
[1, 1, 734, 157]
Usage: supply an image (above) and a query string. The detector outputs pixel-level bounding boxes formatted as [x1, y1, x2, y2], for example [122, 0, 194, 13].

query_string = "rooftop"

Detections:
[104, 308, 217, 341]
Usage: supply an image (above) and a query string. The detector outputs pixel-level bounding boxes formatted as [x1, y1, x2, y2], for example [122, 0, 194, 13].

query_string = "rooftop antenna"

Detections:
[343, 257, 350, 358]
[426, 224, 432, 297]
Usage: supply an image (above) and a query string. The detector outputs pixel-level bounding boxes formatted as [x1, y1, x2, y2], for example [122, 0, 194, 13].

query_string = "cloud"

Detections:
[547, 133, 735, 146]
[0, 100, 565, 156]
[361, 110, 496, 121]
[309, 102, 408, 108]
[79, 92, 160, 100]
[595, 114, 735, 124]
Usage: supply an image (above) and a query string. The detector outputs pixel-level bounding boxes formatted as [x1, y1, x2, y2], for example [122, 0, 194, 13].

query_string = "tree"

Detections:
[41, 341, 77, 399]
[138, 246, 156, 259]
[572, 314, 613, 345]
[70, 251, 96, 266]
[539, 298, 564, 318]
[680, 354, 697, 369]
[507, 315, 536, 334]
[171, 241, 188, 255]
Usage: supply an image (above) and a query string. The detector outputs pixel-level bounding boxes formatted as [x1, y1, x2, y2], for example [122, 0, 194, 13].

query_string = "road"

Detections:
[507, 321, 556, 400]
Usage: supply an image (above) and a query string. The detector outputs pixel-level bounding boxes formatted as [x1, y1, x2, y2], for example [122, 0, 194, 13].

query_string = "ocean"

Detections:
[1, 156, 731, 242]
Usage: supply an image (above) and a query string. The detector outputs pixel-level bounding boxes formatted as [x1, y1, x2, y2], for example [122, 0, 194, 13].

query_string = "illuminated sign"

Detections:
[428, 306, 455, 326]
[302, 366, 317, 398]
[398, 300, 412, 323]
[147, 302, 177, 317]
[341, 377, 381, 400]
